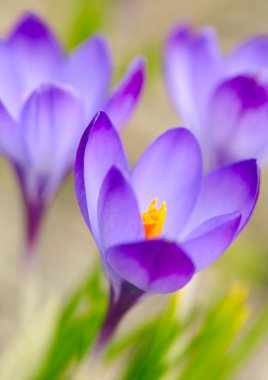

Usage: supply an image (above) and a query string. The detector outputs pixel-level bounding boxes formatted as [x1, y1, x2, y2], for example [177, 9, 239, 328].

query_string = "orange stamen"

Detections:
[142, 198, 167, 239]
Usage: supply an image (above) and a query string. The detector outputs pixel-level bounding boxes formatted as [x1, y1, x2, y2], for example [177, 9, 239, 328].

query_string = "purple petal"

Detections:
[20, 83, 82, 199]
[98, 166, 144, 250]
[0, 101, 24, 163]
[104, 57, 145, 130]
[0, 41, 21, 117]
[182, 159, 259, 237]
[106, 240, 195, 294]
[7, 12, 63, 94]
[228, 35, 268, 76]
[131, 128, 202, 240]
[58, 34, 112, 124]
[74, 126, 92, 228]
[74, 112, 129, 245]
[182, 212, 241, 271]
[207, 75, 268, 164]
[164, 23, 223, 131]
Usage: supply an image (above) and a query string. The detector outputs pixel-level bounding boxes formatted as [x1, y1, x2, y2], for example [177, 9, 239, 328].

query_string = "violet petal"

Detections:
[74, 112, 129, 245]
[8, 12, 63, 94]
[98, 166, 144, 250]
[164, 23, 223, 131]
[0, 101, 24, 163]
[182, 212, 241, 271]
[20, 83, 82, 200]
[131, 127, 202, 240]
[105, 57, 145, 130]
[182, 159, 259, 236]
[58, 34, 112, 125]
[228, 35, 268, 76]
[208, 75, 268, 164]
[106, 239, 195, 294]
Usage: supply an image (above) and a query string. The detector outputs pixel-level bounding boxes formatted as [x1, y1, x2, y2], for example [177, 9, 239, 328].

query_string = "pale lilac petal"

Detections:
[8, 13, 63, 94]
[106, 240, 195, 294]
[0, 41, 21, 116]
[182, 160, 259, 236]
[207, 76, 268, 165]
[58, 35, 112, 124]
[105, 57, 145, 130]
[228, 35, 268, 77]
[164, 23, 223, 131]
[131, 128, 202, 240]
[182, 213, 241, 271]
[20, 83, 82, 199]
[74, 112, 129, 245]
[0, 101, 24, 163]
[98, 166, 144, 250]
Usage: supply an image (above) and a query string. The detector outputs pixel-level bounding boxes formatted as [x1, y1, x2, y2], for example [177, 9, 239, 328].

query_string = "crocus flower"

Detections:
[74, 111, 259, 350]
[0, 13, 145, 259]
[164, 22, 268, 169]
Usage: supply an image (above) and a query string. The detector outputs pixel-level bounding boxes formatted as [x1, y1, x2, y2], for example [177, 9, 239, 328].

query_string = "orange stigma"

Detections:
[142, 198, 167, 239]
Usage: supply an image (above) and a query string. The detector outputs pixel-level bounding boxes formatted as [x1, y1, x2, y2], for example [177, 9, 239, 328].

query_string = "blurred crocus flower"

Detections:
[75, 111, 259, 350]
[164, 23, 268, 169]
[0, 13, 145, 258]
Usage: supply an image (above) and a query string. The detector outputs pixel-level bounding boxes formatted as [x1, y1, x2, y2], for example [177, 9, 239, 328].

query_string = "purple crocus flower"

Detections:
[74, 111, 259, 351]
[0, 13, 145, 259]
[164, 22, 268, 169]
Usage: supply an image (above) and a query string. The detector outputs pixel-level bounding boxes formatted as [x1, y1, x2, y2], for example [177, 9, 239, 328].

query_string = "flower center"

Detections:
[142, 198, 167, 239]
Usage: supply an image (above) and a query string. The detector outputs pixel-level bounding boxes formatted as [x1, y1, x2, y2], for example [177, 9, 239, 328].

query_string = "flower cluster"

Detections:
[0, 13, 264, 352]
[0, 13, 145, 256]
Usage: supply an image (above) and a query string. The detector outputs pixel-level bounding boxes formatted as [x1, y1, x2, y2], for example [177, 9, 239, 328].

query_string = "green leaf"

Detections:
[217, 302, 268, 379]
[66, 0, 111, 50]
[117, 292, 194, 380]
[32, 265, 107, 380]
[176, 284, 250, 380]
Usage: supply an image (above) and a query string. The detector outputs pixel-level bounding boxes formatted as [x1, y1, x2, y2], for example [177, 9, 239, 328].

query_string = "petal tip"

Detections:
[91, 111, 114, 132]
[8, 12, 51, 41]
[165, 127, 202, 159]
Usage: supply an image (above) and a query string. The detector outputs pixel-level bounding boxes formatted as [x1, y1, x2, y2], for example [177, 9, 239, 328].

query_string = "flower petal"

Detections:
[106, 240, 195, 294]
[0, 101, 24, 163]
[182, 213, 241, 271]
[58, 34, 112, 124]
[0, 42, 21, 117]
[164, 23, 223, 131]
[20, 83, 82, 199]
[104, 57, 145, 130]
[7, 13, 63, 94]
[98, 166, 144, 250]
[183, 159, 259, 236]
[228, 35, 268, 77]
[74, 112, 129, 245]
[131, 128, 202, 240]
[207, 75, 268, 165]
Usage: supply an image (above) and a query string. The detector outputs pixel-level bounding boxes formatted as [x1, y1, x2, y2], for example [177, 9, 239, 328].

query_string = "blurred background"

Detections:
[1, 0, 268, 379]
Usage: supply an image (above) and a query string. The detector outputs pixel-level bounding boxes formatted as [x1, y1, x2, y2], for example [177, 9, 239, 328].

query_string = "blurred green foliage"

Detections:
[220, 239, 268, 286]
[105, 292, 195, 380]
[32, 265, 106, 380]
[177, 284, 249, 380]
[67, 0, 111, 50]
[106, 284, 268, 380]
[29, 265, 268, 380]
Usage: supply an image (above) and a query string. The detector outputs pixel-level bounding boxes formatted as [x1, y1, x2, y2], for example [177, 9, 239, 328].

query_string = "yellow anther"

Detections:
[142, 198, 167, 239]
